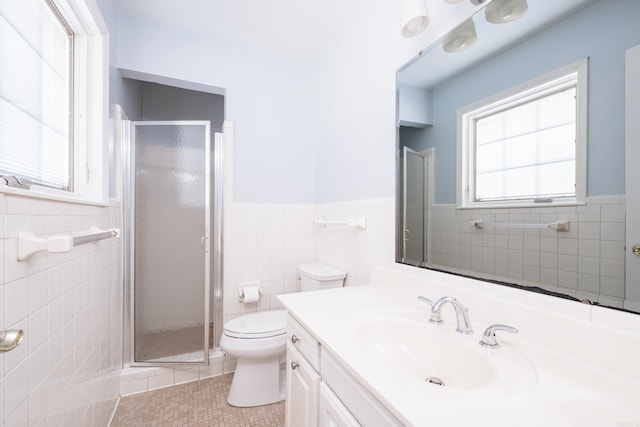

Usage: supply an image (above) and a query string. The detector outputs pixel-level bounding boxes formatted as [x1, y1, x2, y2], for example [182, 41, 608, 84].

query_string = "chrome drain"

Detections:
[425, 376, 445, 386]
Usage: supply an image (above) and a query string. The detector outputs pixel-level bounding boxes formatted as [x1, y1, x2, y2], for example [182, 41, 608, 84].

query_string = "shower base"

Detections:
[135, 325, 207, 363]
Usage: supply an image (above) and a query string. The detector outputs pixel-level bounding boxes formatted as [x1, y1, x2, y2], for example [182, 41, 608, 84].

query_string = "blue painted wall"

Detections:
[401, 0, 640, 204]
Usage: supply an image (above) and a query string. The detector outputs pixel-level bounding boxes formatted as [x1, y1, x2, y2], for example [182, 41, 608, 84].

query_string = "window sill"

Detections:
[456, 199, 586, 210]
[0, 185, 109, 207]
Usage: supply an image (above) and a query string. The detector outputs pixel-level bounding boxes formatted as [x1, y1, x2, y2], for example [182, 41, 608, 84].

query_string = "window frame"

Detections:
[456, 59, 588, 209]
[0, 0, 108, 205]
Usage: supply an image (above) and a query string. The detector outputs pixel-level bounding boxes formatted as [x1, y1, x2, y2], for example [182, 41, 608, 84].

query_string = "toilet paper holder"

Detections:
[238, 281, 263, 303]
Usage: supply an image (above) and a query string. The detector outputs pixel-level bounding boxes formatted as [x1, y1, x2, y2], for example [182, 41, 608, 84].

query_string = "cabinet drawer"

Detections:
[321, 349, 403, 427]
[287, 315, 320, 371]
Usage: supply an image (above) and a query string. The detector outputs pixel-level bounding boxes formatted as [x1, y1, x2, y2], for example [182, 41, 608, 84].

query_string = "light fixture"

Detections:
[443, 0, 464, 3]
[401, 0, 430, 38]
[442, 18, 477, 52]
[485, 0, 528, 24]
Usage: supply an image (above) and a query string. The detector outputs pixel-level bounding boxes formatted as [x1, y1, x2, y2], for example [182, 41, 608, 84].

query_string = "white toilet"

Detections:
[220, 262, 347, 407]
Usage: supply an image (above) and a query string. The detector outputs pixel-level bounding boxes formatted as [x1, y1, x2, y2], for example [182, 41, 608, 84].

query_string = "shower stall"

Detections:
[124, 120, 223, 366]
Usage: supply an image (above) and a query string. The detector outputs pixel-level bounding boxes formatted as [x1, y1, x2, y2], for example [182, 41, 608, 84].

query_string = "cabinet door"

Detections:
[285, 343, 320, 427]
[318, 383, 360, 427]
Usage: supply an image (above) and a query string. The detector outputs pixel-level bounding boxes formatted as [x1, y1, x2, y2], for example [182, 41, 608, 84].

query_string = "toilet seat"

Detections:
[223, 310, 287, 339]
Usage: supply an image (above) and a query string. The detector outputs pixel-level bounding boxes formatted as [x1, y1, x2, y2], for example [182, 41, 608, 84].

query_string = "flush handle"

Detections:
[633, 244, 640, 257]
[291, 361, 300, 370]
[291, 335, 300, 344]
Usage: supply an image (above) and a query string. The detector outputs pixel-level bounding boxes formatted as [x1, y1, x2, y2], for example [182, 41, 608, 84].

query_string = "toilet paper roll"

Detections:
[241, 285, 260, 304]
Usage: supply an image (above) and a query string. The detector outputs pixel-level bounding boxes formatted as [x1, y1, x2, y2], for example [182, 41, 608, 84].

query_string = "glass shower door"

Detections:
[131, 121, 210, 365]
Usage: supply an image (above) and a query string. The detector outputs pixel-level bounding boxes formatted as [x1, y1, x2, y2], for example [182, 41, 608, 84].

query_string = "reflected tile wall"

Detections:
[0, 194, 123, 427]
[428, 196, 626, 307]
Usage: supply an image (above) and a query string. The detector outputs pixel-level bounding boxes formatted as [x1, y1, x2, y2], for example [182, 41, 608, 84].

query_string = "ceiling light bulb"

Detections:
[402, 0, 430, 37]
[485, 0, 528, 24]
[442, 18, 477, 53]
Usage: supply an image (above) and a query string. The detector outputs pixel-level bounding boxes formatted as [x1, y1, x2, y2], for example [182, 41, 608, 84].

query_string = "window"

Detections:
[457, 60, 588, 209]
[0, 0, 108, 203]
[0, 0, 73, 190]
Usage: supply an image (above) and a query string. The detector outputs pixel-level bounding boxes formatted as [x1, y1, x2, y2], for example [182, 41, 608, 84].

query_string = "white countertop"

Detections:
[278, 266, 640, 427]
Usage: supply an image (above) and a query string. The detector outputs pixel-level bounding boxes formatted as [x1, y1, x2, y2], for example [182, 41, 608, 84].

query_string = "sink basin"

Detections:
[349, 308, 537, 392]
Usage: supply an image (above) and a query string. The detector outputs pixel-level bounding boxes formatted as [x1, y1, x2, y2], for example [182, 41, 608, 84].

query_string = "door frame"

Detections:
[625, 45, 640, 312]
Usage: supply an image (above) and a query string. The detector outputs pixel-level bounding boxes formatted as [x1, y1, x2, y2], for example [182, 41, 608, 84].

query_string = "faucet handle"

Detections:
[479, 324, 518, 349]
[417, 295, 434, 308]
[417, 296, 446, 325]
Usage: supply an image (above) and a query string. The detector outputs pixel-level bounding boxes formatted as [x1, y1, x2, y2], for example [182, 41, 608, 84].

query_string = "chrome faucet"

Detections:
[479, 324, 518, 349]
[417, 296, 473, 335]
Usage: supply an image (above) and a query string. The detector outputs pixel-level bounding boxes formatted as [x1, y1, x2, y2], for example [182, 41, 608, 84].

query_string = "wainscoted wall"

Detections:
[222, 203, 315, 322]
[314, 199, 396, 286]
[220, 123, 312, 324]
[221, 197, 396, 318]
[0, 194, 122, 426]
[221, 124, 395, 321]
[428, 196, 626, 307]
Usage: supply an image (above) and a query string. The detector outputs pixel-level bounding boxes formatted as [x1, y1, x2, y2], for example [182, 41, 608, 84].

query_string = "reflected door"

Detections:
[626, 45, 640, 311]
[402, 147, 426, 266]
[131, 121, 211, 365]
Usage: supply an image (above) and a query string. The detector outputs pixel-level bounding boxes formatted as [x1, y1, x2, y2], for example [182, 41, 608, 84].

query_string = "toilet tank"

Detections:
[297, 262, 346, 292]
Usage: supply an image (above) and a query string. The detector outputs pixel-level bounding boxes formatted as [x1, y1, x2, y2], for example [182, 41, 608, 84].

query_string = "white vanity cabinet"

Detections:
[285, 316, 321, 427]
[320, 349, 404, 427]
[286, 315, 403, 427]
[286, 343, 320, 427]
[319, 382, 360, 427]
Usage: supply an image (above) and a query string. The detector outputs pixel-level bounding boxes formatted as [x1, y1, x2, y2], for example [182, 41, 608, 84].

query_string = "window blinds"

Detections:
[0, 0, 72, 190]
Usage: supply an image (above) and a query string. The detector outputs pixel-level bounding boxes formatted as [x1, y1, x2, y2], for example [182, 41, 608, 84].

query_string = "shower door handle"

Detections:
[201, 237, 209, 252]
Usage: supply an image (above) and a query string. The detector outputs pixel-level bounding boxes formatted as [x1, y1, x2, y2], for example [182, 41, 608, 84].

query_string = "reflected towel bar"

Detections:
[312, 216, 367, 229]
[470, 220, 569, 231]
[16, 227, 120, 261]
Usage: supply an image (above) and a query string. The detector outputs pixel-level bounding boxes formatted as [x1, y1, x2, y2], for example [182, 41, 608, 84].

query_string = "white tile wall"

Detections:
[0, 194, 123, 427]
[221, 194, 395, 324]
[222, 202, 316, 324]
[314, 198, 396, 286]
[427, 196, 626, 307]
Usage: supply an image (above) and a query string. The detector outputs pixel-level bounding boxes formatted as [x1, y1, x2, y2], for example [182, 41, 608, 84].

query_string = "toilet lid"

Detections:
[223, 310, 288, 339]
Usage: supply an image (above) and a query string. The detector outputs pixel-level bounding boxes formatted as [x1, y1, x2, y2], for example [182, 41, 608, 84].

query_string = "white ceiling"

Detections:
[115, 0, 371, 62]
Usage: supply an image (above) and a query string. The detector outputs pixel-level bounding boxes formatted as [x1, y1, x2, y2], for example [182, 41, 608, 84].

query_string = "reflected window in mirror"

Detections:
[458, 60, 587, 209]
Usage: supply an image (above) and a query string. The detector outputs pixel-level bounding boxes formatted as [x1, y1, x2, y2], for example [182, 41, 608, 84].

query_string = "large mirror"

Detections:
[396, 0, 640, 313]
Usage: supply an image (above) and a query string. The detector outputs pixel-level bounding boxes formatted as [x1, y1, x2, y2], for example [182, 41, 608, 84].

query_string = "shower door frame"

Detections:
[402, 146, 426, 267]
[126, 120, 212, 367]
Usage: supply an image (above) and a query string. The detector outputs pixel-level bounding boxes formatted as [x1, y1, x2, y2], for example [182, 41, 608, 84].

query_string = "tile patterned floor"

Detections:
[111, 373, 285, 426]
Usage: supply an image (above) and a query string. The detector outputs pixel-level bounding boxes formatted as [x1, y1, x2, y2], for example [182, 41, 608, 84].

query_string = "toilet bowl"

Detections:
[220, 310, 288, 407]
[221, 262, 346, 407]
